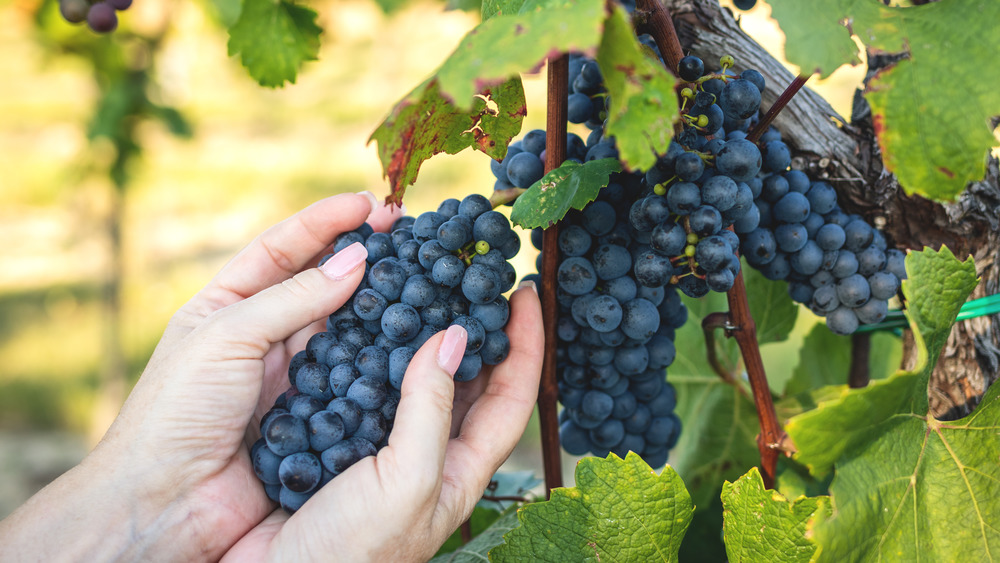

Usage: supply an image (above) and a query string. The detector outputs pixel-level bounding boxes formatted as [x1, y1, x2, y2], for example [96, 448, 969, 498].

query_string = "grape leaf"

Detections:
[509, 158, 620, 229]
[783, 324, 902, 397]
[370, 78, 526, 205]
[431, 507, 519, 562]
[595, 6, 678, 172]
[436, 0, 606, 104]
[722, 467, 829, 563]
[766, 0, 1000, 201]
[782, 248, 995, 560]
[227, 0, 321, 88]
[481, 0, 525, 20]
[490, 453, 693, 562]
[743, 265, 797, 345]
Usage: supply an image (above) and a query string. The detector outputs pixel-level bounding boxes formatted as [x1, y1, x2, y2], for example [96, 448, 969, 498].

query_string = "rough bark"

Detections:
[664, 0, 1000, 418]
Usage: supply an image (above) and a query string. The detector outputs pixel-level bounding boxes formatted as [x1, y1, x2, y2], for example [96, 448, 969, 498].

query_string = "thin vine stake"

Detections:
[538, 54, 569, 496]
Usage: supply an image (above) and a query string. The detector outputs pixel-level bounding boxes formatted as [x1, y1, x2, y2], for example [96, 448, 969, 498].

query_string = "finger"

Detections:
[436, 283, 543, 521]
[208, 192, 377, 303]
[204, 242, 369, 353]
[366, 201, 406, 233]
[386, 325, 467, 493]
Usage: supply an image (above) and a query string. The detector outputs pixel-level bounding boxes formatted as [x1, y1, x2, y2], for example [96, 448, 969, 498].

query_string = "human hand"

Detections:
[222, 281, 543, 562]
[0, 190, 544, 563]
[1, 192, 399, 560]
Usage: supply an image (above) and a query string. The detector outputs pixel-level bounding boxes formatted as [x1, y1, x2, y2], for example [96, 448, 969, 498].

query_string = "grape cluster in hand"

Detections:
[59, 0, 131, 33]
[252, 194, 520, 513]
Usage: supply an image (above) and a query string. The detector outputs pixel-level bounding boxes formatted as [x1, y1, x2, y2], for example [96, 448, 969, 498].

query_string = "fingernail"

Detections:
[518, 279, 538, 294]
[437, 325, 467, 374]
[319, 242, 368, 280]
[358, 191, 378, 214]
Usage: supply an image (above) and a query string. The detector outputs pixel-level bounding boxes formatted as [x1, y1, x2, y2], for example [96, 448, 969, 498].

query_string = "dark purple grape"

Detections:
[87, 2, 118, 33]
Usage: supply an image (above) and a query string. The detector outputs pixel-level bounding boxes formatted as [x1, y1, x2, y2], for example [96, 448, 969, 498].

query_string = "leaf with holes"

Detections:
[509, 158, 620, 229]
[595, 5, 678, 172]
[370, 78, 525, 205]
[491, 453, 694, 562]
[722, 468, 829, 563]
[783, 247, 995, 560]
[766, 0, 1000, 200]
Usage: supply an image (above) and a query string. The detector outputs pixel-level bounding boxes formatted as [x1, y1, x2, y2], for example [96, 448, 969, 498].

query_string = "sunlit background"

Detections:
[0, 0, 862, 517]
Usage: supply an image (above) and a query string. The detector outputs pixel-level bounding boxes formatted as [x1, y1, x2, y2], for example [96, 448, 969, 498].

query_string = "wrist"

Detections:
[0, 439, 232, 561]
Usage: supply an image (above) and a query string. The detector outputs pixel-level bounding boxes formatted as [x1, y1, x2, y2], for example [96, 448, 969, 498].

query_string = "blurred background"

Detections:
[0, 0, 861, 517]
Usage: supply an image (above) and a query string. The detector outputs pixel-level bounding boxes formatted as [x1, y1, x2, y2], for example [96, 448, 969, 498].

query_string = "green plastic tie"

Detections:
[854, 293, 1000, 333]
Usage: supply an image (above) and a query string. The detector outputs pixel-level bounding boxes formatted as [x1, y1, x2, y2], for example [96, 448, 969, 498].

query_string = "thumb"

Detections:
[206, 242, 369, 351]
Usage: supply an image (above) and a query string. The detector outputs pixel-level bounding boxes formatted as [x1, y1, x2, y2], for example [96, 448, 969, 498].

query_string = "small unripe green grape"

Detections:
[475, 240, 490, 255]
[684, 244, 696, 257]
[720, 55, 735, 69]
[653, 183, 667, 196]
[681, 87, 695, 99]
[686, 233, 699, 244]
[695, 114, 709, 127]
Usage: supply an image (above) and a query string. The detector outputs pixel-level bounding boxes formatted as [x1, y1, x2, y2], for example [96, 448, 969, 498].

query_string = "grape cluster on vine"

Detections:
[58, 0, 131, 33]
[252, 194, 521, 513]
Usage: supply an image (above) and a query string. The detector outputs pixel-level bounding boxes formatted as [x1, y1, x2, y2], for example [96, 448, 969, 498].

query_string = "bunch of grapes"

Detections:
[529, 180, 688, 469]
[58, 0, 131, 33]
[252, 194, 521, 513]
[737, 132, 907, 334]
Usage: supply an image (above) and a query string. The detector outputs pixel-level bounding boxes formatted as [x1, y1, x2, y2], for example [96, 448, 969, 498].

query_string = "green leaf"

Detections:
[491, 453, 694, 562]
[481, 0, 525, 20]
[595, 6, 678, 172]
[370, 78, 525, 205]
[743, 264, 797, 345]
[814, 379, 1000, 561]
[431, 507, 519, 562]
[227, 0, 321, 87]
[371, 0, 411, 14]
[436, 0, 606, 104]
[722, 468, 829, 563]
[509, 158, 620, 229]
[783, 323, 902, 397]
[766, 0, 1000, 200]
[787, 246, 977, 476]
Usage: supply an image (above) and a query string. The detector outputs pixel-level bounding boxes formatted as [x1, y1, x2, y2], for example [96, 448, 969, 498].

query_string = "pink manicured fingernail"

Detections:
[437, 325, 467, 374]
[518, 279, 538, 293]
[358, 191, 378, 214]
[319, 242, 368, 280]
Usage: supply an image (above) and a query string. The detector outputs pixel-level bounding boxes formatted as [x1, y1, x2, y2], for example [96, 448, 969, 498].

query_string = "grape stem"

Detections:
[634, 0, 685, 74]
[701, 312, 740, 384]
[725, 268, 785, 488]
[747, 74, 810, 143]
[460, 520, 472, 544]
[849, 332, 872, 388]
[538, 54, 569, 497]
